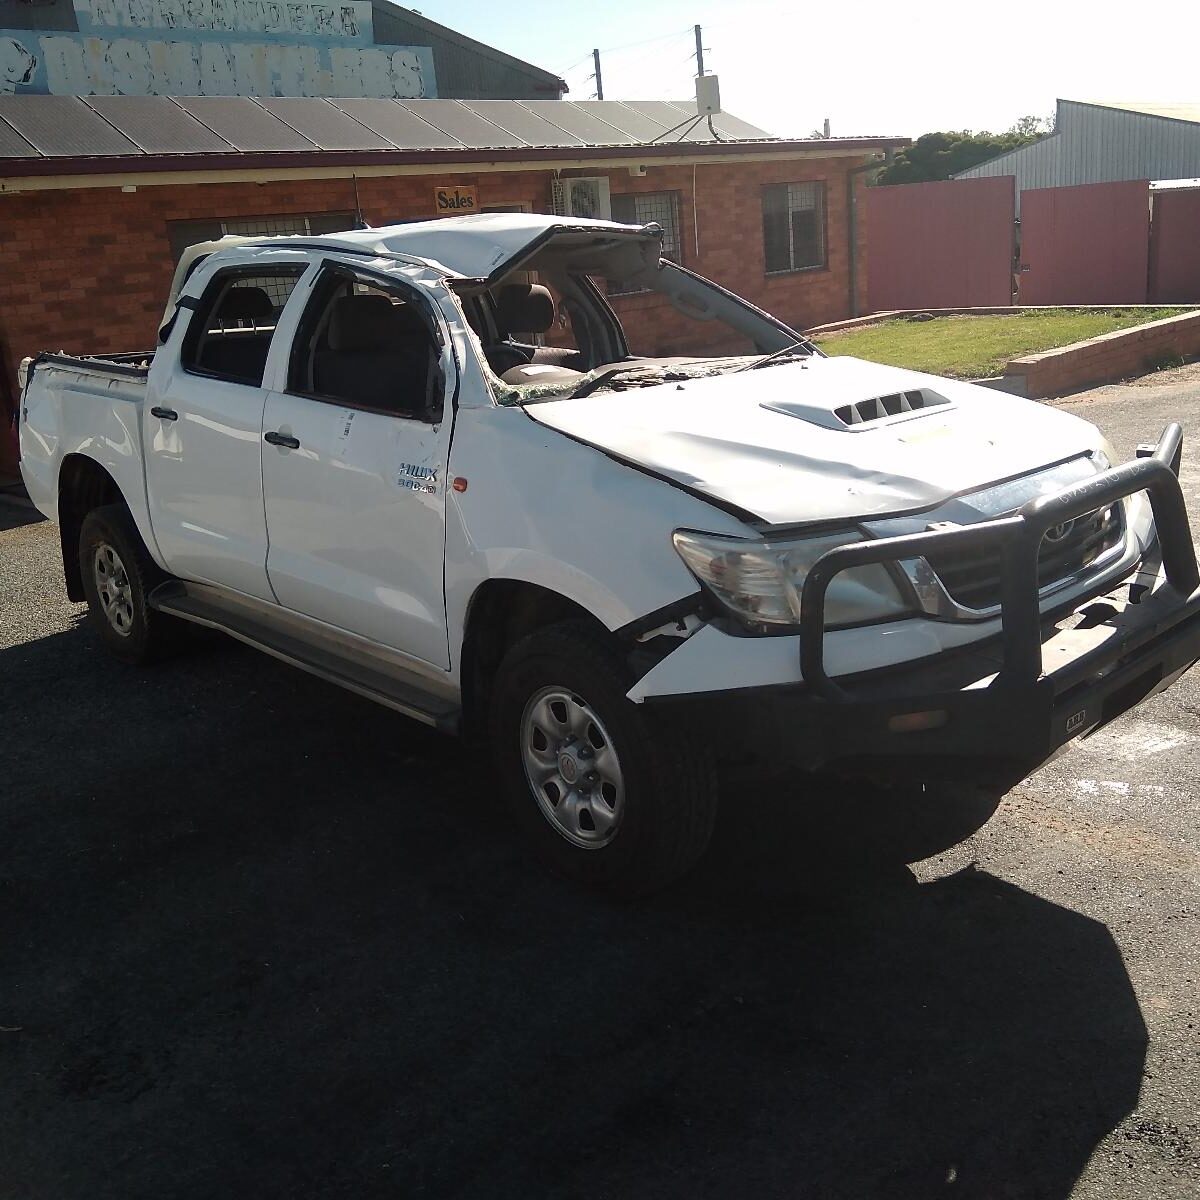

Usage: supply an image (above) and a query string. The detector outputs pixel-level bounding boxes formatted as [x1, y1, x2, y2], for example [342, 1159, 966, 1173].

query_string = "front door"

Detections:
[145, 260, 310, 601]
[260, 263, 453, 669]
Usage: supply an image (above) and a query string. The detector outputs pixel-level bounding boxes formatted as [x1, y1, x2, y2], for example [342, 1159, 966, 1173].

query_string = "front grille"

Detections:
[925, 505, 1125, 611]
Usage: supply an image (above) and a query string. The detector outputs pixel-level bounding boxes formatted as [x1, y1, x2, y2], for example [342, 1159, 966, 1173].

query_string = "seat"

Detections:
[313, 295, 433, 416]
[197, 285, 276, 384]
[485, 283, 586, 374]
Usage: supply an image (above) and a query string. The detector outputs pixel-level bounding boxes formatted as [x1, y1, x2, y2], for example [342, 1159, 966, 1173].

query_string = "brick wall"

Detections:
[0, 156, 867, 472]
[1004, 310, 1200, 398]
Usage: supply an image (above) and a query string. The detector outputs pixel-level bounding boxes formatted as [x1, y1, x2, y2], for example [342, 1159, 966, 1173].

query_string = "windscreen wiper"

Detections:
[736, 338, 814, 372]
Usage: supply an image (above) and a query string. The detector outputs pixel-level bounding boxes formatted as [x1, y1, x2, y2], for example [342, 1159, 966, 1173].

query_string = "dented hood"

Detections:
[526, 356, 1101, 526]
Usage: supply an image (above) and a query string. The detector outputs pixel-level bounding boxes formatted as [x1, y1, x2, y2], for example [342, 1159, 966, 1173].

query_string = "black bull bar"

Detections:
[799, 424, 1200, 709]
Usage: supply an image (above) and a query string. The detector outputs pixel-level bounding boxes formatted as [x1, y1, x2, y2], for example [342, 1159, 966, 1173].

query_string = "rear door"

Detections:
[260, 262, 455, 668]
[145, 257, 312, 600]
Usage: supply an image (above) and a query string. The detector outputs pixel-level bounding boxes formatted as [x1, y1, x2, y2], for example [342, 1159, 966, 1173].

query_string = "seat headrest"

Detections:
[493, 283, 554, 335]
[219, 285, 274, 323]
[327, 295, 427, 352]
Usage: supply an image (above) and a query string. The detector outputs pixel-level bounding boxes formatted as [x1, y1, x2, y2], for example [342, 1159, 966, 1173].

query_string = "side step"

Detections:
[150, 580, 461, 733]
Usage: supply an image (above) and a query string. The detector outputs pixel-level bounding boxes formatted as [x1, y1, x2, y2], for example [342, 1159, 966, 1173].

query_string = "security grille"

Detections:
[762, 182, 827, 273]
[608, 191, 682, 294]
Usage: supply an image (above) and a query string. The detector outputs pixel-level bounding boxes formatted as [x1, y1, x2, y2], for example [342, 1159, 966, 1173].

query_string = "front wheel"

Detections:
[490, 622, 718, 896]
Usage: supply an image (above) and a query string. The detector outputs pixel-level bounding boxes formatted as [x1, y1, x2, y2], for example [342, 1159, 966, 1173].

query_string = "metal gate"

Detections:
[1149, 188, 1200, 304]
[1019, 180, 1150, 305]
[865, 177, 1015, 311]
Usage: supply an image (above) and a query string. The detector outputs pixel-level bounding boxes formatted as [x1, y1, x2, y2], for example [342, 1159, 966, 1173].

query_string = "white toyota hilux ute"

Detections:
[18, 213, 1200, 894]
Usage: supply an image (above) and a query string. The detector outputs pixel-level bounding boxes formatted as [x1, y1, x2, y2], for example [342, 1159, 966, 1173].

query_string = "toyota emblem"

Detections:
[1044, 519, 1076, 544]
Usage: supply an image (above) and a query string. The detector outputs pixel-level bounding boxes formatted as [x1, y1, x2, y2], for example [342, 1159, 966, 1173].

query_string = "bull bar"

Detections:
[799, 424, 1200, 703]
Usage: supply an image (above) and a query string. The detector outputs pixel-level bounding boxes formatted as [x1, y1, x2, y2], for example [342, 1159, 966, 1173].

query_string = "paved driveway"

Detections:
[2, 367, 1199, 1198]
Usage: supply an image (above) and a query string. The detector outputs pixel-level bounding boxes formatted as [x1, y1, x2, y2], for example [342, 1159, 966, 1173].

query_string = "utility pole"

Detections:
[694, 24, 704, 75]
[592, 48, 603, 100]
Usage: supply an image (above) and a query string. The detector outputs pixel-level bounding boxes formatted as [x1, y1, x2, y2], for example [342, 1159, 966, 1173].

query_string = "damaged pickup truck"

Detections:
[18, 212, 1200, 893]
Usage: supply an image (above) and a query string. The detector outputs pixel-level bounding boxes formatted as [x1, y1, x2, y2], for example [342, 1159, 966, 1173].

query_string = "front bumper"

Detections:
[647, 425, 1200, 779]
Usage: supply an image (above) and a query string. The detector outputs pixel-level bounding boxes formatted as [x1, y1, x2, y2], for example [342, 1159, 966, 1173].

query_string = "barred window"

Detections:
[762, 182, 826, 273]
[608, 191, 682, 294]
[167, 212, 353, 307]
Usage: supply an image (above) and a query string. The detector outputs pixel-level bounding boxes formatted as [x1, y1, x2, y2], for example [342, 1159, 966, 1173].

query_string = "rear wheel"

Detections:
[79, 504, 178, 665]
[490, 622, 718, 896]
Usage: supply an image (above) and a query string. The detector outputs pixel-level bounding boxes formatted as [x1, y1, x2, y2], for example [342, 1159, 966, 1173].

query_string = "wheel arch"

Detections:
[459, 578, 612, 740]
[58, 454, 127, 601]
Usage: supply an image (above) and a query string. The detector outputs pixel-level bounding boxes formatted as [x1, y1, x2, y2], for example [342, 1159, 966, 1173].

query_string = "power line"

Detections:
[552, 25, 692, 76]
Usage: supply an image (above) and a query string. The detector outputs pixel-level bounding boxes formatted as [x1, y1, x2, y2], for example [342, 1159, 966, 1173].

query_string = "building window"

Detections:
[608, 191, 682, 294]
[167, 213, 353, 306]
[762, 182, 826, 274]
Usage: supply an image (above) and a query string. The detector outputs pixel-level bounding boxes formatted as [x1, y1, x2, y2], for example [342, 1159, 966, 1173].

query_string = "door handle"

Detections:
[150, 406, 178, 421]
[264, 430, 300, 450]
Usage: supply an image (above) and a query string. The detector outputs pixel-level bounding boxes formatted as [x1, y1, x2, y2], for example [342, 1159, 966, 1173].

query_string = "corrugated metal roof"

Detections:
[955, 99, 1200, 206]
[457, 100, 585, 147]
[0, 95, 141, 157]
[1079, 100, 1200, 125]
[398, 99, 526, 148]
[0, 117, 38, 159]
[666, 101, 772, 142]
[512, 101, 637, 146]
[83, 96, 234, 155]
[329, 99, 463, 148]
[172, 97, 319, 152]
[572, 100, 669, 143]
[0, 95, 906, 175]
[255, 97, 394, 151]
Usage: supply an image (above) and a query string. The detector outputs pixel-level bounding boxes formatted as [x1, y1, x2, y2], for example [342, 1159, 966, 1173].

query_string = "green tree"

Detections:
[874, 116, 1052, 185]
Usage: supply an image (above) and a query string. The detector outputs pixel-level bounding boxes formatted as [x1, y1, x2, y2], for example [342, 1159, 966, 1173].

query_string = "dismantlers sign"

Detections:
[434, 184, 477, 215]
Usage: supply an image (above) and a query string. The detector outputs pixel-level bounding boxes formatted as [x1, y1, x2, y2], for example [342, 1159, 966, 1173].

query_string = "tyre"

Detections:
[489, 621, 718, 896]
[78, 503, 178, 665]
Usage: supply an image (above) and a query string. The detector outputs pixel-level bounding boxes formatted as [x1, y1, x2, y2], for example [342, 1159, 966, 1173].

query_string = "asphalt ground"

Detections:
[2, 366, 1199, 1199]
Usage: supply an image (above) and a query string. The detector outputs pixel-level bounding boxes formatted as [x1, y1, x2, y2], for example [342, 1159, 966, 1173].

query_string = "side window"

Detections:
[288, 270, 444, 422]
[181, 267, 307, 387]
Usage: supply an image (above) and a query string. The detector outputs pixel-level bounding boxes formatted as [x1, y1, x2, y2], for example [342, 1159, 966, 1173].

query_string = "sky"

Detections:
[412, 0, 1200, 140]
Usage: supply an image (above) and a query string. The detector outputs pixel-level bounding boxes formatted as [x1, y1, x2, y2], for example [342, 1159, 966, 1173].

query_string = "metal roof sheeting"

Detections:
[172, 96, 319, 152]
[955, 99, 1200, 205]
[0, 118, 38, 159]
[254, 97, 393, 151]
[83, 96, 234, 155]
[0, 96, 846, 167]
[329, 99, 461, 148]
[0, 95, 141, 157]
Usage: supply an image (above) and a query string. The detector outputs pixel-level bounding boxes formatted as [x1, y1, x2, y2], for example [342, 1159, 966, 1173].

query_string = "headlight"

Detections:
[672, 529, 912, 630]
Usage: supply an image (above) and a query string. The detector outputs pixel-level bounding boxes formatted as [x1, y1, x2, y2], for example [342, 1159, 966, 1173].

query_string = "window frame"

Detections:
[179, 263, 310, 389]
[761, 181, 829, 276]
[607, 190, 684, 296]
[284, 260, 450, 425]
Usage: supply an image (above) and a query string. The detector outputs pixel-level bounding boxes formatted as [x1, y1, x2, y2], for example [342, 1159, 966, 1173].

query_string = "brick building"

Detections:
[0, 95, 904, 473]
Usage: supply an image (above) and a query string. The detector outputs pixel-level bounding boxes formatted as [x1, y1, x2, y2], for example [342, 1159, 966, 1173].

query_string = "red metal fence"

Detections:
[1018, 180, 1150, 305]
[1149, 190, 1200, 304]
[866, 177, 1015, 310]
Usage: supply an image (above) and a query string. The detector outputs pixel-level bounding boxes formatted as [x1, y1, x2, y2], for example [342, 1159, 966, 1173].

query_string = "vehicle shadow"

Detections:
[0, 631, 1147, 1200]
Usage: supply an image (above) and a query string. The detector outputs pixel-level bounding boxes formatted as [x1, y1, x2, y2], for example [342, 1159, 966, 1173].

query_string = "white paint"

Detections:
[74, 0, 372, 39]
[36, 32, 428, 96]
[0, 36, 36, 93]
[1076, 719, 1194, 761]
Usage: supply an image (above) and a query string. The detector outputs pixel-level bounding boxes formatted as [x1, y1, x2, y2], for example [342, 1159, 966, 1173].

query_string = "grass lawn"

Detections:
[812, 308, 1192, 379]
